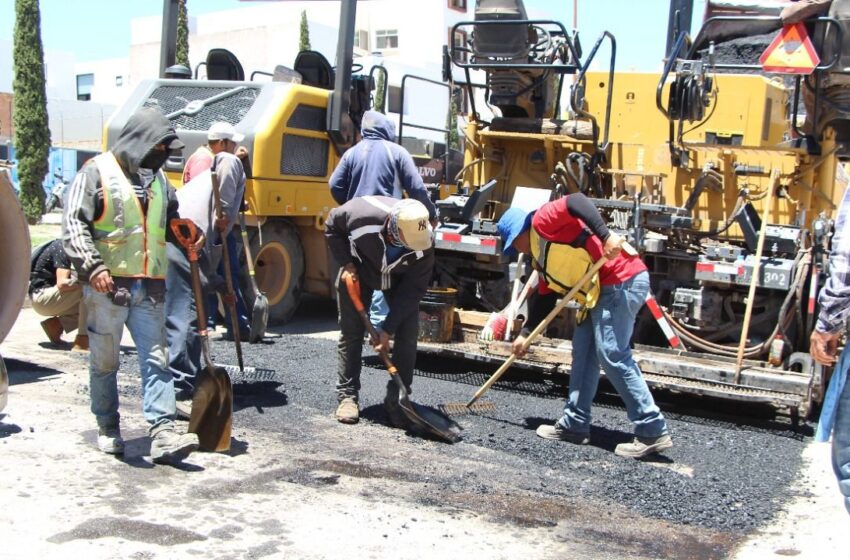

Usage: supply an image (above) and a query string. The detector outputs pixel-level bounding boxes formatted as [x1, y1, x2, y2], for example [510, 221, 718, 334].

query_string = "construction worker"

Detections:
[810, 179, 850, 516]
[29, 238, 88, 351]
[166, 145, 246, 418]
[497, 193, 672, 459]
[329, 110, 437, 329]
[183, 122, 251, 339]
[62, 107, 199, 465]
[325, 196, 434, 426]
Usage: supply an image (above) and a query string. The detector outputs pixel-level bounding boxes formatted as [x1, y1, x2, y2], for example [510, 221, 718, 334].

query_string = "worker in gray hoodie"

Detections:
[329, 110, 438, 328]
[63, 107, 199, 465]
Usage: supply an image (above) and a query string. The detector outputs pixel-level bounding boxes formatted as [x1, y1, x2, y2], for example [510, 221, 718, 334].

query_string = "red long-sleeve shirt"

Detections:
[532, 196, 646, 290]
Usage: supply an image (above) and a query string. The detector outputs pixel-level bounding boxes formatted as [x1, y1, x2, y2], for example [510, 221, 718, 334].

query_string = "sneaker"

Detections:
[614, 434, 673, 459]
[150, 425, 199, 465]
[97, 426, 125, 455]
[335, 397, 359, 424]
[383, 395, 409, 430]
[535, 422, 590, 444]
[175, 398, 192, 421]
[40, 317, 64, 345]
[71, 334, 89, 352]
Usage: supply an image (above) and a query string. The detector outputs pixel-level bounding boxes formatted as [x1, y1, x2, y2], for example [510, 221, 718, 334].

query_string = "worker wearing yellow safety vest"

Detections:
[497, 194, 671, 459]
[62, 107, 201, 466]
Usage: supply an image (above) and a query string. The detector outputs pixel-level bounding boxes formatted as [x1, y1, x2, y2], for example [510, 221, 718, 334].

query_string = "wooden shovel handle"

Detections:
[343, 274, 398, 376]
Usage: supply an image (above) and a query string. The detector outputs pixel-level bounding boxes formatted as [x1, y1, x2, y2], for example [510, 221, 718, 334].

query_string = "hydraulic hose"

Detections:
[663, 249, 808, 359]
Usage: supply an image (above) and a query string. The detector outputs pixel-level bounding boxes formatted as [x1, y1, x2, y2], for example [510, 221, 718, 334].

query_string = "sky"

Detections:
[0, 0, 709, 72]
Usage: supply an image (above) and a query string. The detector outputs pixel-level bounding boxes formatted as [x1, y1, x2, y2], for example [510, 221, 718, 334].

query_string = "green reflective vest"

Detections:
[529, 227, 600, 310]
[92, 153, 167, 279]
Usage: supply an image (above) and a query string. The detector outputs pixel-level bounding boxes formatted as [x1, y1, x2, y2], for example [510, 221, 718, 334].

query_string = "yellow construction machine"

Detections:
[418, 0, 850, 419]
[106, 0, 454, 324]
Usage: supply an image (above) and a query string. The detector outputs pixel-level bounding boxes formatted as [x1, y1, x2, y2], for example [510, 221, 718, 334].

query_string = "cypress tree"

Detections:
[299, 10, 311, 52]
[13, 0, 50, 224]
[176, 0, 190, 67]
[374, 68, 386, 113]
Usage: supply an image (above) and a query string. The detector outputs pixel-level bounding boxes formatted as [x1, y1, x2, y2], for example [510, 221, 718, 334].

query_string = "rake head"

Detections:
[215, 363, 279, 383]
[439, 400, 497, 417]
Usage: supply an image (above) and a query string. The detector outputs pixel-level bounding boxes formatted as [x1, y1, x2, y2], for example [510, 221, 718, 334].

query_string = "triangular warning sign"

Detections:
[759, 23, 820, 74]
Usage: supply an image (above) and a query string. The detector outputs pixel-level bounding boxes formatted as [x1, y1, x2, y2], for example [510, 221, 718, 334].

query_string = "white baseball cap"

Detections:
[207, 122, 245, 143]
[394, 200, 433, 252]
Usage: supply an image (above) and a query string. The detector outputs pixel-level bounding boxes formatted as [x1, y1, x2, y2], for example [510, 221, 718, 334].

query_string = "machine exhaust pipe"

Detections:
[0, 166, 32, 411]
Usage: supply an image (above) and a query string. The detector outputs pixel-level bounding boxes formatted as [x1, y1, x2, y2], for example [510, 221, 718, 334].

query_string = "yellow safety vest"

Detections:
[529, 227, 600, 310]
[92, 152, 168, 279]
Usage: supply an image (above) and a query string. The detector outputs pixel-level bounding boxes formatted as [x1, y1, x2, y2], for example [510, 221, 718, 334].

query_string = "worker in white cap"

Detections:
[182, 122, 246, 184]
[325, 196, 434, 427]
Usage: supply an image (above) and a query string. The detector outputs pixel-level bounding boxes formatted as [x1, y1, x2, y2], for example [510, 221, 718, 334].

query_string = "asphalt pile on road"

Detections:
[114, 328, 807, 535]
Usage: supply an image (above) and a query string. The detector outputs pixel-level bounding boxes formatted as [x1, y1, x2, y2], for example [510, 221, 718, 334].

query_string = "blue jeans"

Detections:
[84, 281, 176, 432]
[832, 344, 850, 515]
[370, 290, 389, 330]
[165, 242, 202, 398]
[558, 271, 668, 438]
[207, 230, 250, 335]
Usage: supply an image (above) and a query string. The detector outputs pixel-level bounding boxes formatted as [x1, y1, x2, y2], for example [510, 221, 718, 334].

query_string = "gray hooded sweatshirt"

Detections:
[62, 107, 180, 283]
[329, 110, 437, 220]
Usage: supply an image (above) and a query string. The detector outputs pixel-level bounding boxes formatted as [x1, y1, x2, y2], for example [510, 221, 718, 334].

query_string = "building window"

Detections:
[76, 73, 94, 101]
[115, 75, 123, 87]
[376, 29, 398, 50]
[354, 29, 369, 51]
[451, 28, 468, 63]
[448, 0, 467, 11]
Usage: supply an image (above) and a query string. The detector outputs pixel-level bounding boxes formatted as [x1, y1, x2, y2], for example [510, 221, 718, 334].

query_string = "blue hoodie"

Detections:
[329, 110, 437, 220]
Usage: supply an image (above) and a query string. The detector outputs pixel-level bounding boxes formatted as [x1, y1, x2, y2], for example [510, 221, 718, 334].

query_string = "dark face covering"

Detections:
[140, 149, 170, 172]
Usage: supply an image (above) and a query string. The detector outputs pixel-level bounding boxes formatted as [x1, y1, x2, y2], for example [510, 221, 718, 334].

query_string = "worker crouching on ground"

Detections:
[29, 238, 88, 351]
[497, 193, 672, 459]
[62, 107, 199, 465]
[325, 196, 434, 426]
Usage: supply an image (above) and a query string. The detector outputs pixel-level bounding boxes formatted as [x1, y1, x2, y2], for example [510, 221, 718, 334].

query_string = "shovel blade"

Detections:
[248, 293, 269, 343]
[188, 366, 233, 452]
[398, 394, 462, 444]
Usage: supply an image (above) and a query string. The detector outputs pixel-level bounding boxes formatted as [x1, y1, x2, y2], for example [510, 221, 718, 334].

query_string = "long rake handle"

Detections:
[467, 255, 610, 407]
[211, 167, 244, 373]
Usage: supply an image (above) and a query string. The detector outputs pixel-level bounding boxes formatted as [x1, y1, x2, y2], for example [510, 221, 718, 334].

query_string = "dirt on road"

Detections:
[0, 306, 847, 560]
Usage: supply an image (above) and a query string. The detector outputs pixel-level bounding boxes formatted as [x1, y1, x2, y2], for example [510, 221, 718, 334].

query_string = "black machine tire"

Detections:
[245, 219, 304, 325]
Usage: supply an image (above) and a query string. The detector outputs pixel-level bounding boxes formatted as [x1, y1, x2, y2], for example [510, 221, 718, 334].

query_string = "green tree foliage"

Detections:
[299, 10, 311, 52]
[176, 0, 190, 68]
[13, 0, 50, 223]
[374, 68, 386, 113]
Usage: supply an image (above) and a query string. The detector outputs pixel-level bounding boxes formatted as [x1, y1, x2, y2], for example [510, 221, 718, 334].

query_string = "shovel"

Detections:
[343, 275, 461, 443]
[239, 211, 268, 343]
[210, 166, 244, 372]
[171, 219, 233, 452]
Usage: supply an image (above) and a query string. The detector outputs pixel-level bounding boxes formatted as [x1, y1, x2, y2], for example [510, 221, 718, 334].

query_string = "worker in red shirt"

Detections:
[497, 193, 672, 458]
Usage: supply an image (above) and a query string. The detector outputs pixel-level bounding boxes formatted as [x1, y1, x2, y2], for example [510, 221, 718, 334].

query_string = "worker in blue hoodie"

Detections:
[329, 110, 438, 327]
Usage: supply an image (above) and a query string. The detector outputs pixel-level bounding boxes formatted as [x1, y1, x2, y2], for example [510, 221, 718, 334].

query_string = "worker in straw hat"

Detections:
[325, 196, 435, 427]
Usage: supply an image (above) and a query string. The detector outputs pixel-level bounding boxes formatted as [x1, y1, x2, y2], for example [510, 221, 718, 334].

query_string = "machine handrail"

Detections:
[571, 31, 616, 152]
